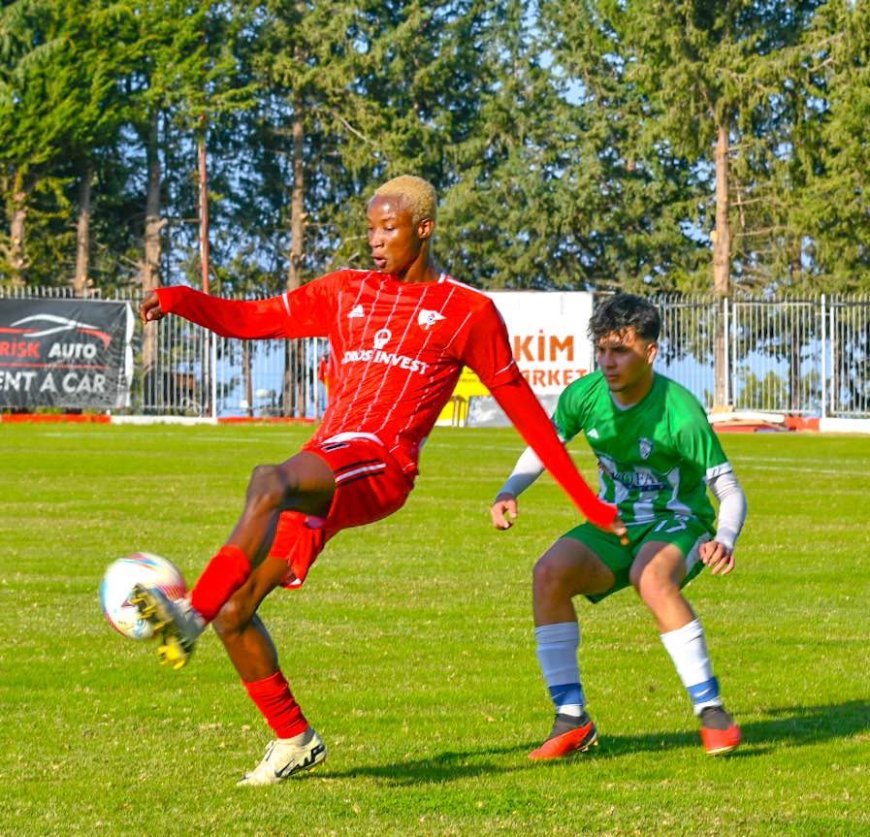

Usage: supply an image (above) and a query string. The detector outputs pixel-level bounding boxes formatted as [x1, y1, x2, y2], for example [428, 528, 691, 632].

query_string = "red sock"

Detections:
[244, 671, 309, 739]
[190, 544, 251, 623]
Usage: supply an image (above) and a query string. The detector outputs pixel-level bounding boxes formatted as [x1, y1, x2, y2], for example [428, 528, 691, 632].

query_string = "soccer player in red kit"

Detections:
[133, 175, 623, 786]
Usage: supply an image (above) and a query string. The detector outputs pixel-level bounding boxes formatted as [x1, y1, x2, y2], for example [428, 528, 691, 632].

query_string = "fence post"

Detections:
[210, 331, 218, 418]
[724, 295, 731, 408]
[820, 294, 827, 419]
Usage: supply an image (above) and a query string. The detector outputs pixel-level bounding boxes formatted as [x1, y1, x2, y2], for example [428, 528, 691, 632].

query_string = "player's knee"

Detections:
[533, 555, 569, 598]
[630, 563, 675, 604]
[213, 597, 250, 639]
[246, 464, 288, 514]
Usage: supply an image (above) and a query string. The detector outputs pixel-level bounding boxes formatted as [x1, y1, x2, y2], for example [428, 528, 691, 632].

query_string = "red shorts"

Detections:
[268, 435, 414, 588]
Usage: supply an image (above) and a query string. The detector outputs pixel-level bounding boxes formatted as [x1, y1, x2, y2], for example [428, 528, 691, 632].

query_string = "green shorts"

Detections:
[563, 513, 712, 604]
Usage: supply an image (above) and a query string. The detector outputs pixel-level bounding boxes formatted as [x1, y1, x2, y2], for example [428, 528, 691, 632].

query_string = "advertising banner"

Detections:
[0, 298, 135, 410]
[438, 291, 595, 426]
[490, 291, 594, 393]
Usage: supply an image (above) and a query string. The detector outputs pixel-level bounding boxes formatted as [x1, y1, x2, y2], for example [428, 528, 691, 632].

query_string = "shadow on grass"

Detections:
[321, 700, 868, 784]
[321, 742, 533, 785]
[599, 699, 869, 760]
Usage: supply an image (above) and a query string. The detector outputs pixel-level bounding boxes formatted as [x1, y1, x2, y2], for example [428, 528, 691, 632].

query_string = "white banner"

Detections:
[488, 291, 594, 394]
[438, 291, 595, 427]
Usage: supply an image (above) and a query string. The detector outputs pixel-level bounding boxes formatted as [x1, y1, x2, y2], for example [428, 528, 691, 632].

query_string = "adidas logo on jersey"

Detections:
[418, 309, 445, 329]
[348, 304, 365, 318]
[587, 428, 600, 439]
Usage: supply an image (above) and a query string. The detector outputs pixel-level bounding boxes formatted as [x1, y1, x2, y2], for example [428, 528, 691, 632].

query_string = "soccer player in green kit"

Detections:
[491, 293, 747, 759]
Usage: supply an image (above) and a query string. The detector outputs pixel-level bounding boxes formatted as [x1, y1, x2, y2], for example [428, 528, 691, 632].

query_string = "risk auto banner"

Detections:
[0, 298, 135, 410]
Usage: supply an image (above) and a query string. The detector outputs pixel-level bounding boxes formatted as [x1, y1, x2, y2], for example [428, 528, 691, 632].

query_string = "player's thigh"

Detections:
[560, 522, 639, 604]
[535, 528, 620, 598]
[630, 515, 710, 592]
[271, 450, 336, 516]
[312, 438, 412, 530]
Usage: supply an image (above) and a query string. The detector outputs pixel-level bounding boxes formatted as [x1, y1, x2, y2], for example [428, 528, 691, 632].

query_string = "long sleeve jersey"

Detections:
[156, 270, 617, 529]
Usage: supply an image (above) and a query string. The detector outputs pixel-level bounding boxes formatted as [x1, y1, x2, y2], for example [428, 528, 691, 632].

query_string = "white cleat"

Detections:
[237, 729, 328, 787]
[130, 586, 204, 670]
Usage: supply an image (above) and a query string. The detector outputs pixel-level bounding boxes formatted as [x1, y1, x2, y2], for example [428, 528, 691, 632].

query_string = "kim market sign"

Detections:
[489, 291, 595, 394]
[0, 298, 135, 410]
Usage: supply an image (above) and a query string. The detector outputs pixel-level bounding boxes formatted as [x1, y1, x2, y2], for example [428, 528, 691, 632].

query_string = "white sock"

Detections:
[535, 622, 585, 716]
[279, 727, 313, 745]
[660, 618, 723, 715]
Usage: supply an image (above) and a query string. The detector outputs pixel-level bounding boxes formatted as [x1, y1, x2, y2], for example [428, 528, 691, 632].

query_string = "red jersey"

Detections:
[156, 270, 617, 528]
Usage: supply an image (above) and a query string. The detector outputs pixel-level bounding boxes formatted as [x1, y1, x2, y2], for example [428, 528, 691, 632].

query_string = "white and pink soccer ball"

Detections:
[100, 552, 187, 640]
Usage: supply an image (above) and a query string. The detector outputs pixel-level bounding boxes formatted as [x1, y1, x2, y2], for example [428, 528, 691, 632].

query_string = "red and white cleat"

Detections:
[699, 706, 741, 755]
[529, 712, 599, 760]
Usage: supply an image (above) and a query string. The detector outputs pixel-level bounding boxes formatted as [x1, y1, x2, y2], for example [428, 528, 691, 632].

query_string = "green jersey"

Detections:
[554, 370, 731, 529]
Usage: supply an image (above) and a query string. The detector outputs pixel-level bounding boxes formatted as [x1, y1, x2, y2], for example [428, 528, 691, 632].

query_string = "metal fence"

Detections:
[142, 319, 329, 419]
[654, 294, 870, 418]
[136, 298, 329, 420]
[2, 287, 868, 418]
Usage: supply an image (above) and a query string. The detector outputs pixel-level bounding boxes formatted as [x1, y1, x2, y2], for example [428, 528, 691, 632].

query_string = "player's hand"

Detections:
[490, 492, 518, 530]
[139, 291, 165, 323]
[699, 540, 735, 576]
[609, 515, 628, 545]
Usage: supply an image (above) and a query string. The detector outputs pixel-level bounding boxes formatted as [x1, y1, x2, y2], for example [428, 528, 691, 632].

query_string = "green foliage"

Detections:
[793, 0, 870, 290]
[0, 424, 868, 834]
[0, 0, 119, 284]
[0, 1, 866, 292]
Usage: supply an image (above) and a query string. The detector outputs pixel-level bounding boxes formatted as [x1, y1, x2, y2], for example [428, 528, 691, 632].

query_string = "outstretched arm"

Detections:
[144, 286, 294, 339]
[488, 377, 621, 533]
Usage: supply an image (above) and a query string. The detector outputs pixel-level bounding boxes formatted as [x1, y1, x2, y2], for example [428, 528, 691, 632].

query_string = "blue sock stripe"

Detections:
[548, 683, 584, 708]
[687, 676, 720, 705]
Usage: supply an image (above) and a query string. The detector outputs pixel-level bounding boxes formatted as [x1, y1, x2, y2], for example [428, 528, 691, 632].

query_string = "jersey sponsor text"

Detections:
[340, 348, 430, 375]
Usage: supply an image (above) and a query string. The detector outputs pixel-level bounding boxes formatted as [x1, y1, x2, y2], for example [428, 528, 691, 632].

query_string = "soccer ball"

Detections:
[100, 552, 187, 640]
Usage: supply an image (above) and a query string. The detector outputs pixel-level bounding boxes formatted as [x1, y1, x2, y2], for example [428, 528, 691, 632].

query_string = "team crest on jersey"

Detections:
[373, 328, 391, 349]
[348, 304, 364, 318]
[417, 309, 445, 329]
[639, 437, 654, 460]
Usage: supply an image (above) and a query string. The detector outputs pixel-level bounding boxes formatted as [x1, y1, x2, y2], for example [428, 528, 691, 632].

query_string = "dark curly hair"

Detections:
[588, 294, 661, 343]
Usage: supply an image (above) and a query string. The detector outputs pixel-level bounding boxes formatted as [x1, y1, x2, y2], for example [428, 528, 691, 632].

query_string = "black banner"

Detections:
[0, 298, 134, 410]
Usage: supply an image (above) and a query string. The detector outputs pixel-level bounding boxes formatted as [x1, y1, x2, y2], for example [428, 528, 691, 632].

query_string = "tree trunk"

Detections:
[142, 112, 163, 294]
[141, 110, 163, 410]
[198, 122, 210, 294]
[198, 121, 213, 417]
[287, 93, 305, 293]
[283, 78, 307, 418]
[73, 164, 93, 297]
[712, 123, 732, 410]
[8, 169, 32, 286]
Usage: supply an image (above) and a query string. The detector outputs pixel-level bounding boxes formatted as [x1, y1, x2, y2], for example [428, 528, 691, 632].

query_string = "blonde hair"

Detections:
[373, 175, 437, 224]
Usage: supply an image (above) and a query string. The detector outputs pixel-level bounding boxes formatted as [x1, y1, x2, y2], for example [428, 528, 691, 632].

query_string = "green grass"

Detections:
[0, 424, 868, 836]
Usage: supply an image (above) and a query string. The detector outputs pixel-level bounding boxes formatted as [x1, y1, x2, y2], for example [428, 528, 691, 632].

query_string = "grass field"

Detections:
[1, 423, 868, 836]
